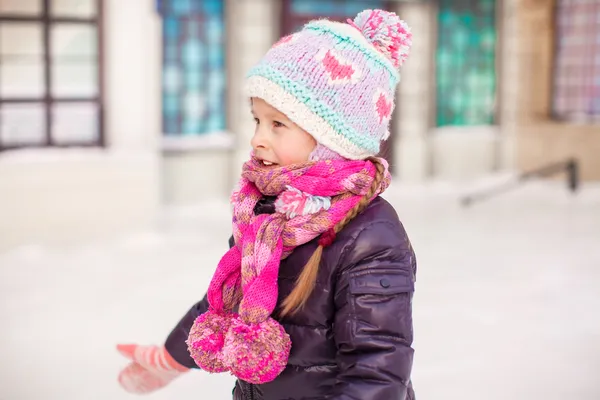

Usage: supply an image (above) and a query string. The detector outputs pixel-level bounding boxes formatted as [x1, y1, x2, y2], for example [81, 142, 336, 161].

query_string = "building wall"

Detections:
[399, 0, 600, 183]
[0, 0, 161, 251]
[228, 0, 279, 189]
[498, 0, 521, 172]
[512, 0, 600, 181]
[393, 0, 435, 182]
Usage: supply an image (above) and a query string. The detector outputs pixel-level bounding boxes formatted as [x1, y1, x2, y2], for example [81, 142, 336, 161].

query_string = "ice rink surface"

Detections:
[2, 181, 599, 400]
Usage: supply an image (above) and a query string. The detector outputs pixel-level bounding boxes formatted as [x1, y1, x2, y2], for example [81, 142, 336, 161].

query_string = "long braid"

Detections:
[280, 158, 386, 317]
[331, 157, 386, 235]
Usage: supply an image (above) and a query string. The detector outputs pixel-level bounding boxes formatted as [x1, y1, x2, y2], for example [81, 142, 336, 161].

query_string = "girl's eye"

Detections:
[254, 118, 260, 125]
[273, 121, 285, 128]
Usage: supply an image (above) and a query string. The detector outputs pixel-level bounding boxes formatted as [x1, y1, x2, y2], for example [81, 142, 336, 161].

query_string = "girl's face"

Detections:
[250, 97, 317, 167]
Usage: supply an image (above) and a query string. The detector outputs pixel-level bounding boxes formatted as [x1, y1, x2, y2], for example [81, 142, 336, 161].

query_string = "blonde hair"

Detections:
[280, 158, 386, 317]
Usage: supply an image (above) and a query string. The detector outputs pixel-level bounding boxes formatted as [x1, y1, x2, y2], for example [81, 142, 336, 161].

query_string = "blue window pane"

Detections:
[207, 17, 224, 44]
[343, 1, 384, 16]
[202, 0, 223, 15]
[163, 65, 180, 94]
[182, 40, 203, 67]
[207, 71, 224, 99]
[436, 0, 497, 127]
[206, 112, 224, 133]
[163, 95, 179, 133]
[164, 42, 178, 62]
[291, 0, 320, 15]
[172, 0, 190, 15]
[184, 92, 204, 117]
[182, 121, 201, 135]
[186, 19, 199, 36]
[163, 94, 179, 114]
[186, 71, 202, 90]
[164, 17, 179, 38]
[164, 119, 178, 135]
[209, 46, 222, 68]
[161, 0, 225, 135]
[291, 0, 384, 17]
[182, 91, 203, 133]
[163, 0, 221, 16]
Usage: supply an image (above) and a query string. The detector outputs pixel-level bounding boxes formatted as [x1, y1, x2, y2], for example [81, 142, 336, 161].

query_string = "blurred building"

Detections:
[0, 0, 161, 250]
[0, 0, 598, 249]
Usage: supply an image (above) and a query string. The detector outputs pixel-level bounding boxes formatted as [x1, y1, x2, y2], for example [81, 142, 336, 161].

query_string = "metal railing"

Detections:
[461, 158, 579, 207]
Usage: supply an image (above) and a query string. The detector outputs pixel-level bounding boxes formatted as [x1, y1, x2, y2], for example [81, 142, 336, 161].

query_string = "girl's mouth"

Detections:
[251, 153, 278, 167]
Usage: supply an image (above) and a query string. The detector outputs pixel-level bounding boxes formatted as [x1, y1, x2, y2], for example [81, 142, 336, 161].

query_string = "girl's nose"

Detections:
[251, 127, 268, 150]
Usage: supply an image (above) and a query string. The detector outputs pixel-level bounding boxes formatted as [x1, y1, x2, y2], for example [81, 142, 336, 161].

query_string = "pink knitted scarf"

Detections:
[187, 157, 391, 384]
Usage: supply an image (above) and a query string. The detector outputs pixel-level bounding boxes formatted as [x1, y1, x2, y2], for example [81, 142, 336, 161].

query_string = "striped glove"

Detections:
[117, 344, 189, 394]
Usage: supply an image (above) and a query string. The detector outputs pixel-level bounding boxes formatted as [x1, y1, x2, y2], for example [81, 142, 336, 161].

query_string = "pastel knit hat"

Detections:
[245, 9, 412, 160]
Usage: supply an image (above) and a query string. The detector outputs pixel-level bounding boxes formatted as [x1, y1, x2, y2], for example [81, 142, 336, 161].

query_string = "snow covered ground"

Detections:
[1, 181, 600, 400]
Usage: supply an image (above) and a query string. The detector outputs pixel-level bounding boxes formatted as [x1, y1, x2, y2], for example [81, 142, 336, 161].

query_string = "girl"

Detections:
[117, 9, 416, 400]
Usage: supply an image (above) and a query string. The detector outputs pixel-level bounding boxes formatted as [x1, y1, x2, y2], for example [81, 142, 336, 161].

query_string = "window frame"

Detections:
[0, 0, 105, 151]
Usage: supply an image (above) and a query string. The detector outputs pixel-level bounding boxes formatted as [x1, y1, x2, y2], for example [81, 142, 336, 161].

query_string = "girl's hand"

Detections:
[116, 344, 189, 394]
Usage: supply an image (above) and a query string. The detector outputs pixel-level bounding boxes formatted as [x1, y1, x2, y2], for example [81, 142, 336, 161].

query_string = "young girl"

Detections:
[117, 9, 416, 399]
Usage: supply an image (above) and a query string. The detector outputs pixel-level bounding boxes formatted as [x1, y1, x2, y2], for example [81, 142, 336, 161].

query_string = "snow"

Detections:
[1, 181, 600, 400]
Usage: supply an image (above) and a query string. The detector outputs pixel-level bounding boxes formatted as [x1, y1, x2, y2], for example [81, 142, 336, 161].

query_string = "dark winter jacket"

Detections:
[165, 196, 417, 400]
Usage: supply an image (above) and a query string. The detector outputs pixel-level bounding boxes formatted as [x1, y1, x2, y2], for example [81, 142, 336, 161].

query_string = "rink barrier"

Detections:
[460, 158, 579, 207]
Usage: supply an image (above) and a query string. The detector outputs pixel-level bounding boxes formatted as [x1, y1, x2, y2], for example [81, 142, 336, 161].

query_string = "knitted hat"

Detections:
[245, 9, 412, 160]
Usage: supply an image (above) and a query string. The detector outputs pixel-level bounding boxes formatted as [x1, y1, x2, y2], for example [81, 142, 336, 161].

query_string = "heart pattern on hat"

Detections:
[374, 89, 393, 124]
[316, 48, 362, 85]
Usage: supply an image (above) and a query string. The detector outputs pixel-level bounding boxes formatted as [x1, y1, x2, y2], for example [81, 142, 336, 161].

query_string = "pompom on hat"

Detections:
[245, 9, 412, 160]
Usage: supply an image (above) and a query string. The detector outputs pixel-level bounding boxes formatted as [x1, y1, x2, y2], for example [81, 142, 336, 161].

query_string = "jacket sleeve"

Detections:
[329, 221, 416, 400]
[164, 235, 236, 368]
[164, 294, 209, 368]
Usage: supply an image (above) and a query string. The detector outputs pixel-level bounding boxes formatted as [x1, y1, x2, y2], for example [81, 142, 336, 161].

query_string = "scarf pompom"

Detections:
[187, 310, 234, 373]
[223, 316, 291, 384]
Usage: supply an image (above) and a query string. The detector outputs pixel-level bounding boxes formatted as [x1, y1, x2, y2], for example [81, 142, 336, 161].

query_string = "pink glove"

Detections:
[117, 344, 189, 394]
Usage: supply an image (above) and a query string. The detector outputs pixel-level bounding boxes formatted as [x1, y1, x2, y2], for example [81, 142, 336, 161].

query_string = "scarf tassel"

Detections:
[187, 311, 291, 384]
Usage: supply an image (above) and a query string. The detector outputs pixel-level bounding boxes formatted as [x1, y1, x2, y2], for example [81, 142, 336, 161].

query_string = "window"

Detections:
[281, 0, 390, 35]
[436, 0, 497, 126]
[0, 0, 103, 150]
[159, 0, 226, 136]
[552, 0, 600, 122]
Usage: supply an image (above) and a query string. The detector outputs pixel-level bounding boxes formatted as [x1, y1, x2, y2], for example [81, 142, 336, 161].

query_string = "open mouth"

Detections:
[252, 153, 278, 167]
[256, 158, 277, 167]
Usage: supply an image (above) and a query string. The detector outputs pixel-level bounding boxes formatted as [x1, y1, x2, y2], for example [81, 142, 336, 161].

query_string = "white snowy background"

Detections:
[1, 181, 600, 400]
